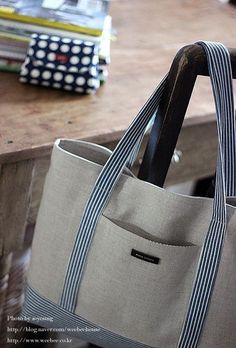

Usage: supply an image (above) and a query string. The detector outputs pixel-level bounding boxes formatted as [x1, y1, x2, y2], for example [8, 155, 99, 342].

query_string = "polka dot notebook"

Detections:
[19, 33, 101, 94]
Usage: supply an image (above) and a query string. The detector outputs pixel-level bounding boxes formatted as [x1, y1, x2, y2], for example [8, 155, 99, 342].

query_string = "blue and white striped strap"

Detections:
[59, 75, 167, 310]
[177, 41, 236, 348]
[59, 41, 236, 348]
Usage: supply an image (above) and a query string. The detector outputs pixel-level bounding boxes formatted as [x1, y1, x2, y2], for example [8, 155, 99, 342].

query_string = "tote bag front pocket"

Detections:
[76, 215, 200, 347]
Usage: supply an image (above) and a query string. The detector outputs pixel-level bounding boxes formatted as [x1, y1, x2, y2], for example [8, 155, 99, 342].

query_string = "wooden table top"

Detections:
[1, 0, 236, 164]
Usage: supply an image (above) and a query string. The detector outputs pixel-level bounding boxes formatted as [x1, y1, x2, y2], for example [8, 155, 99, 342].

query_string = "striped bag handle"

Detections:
[59, 41, 236, 347]
[177, 41, 236, 348]
[59, 75, 168, 309]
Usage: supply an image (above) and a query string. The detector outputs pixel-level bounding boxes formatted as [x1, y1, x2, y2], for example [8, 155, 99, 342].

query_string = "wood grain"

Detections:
[26, 156, 50, 226]
[0, 253, 12, 332]
[138, 43, 234, 186]
[0, 0, 236, 164]
[165, 119, 217, 186]
[0, 160, 34, 255]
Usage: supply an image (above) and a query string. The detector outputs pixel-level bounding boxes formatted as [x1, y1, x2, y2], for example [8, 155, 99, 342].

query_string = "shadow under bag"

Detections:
[22, 41, 236, 348]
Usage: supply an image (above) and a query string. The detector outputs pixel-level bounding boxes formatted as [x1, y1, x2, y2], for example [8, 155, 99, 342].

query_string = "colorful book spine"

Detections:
[0, 18, 101, 42]
[0, 7, 103, 36]
[0, 56, 22, 72]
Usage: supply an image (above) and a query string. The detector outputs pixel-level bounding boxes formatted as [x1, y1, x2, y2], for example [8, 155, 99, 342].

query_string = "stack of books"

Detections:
[0, 0, 111, 80]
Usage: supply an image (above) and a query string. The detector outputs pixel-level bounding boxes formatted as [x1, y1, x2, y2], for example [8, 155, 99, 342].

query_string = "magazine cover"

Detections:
[0, 0, 110, 36]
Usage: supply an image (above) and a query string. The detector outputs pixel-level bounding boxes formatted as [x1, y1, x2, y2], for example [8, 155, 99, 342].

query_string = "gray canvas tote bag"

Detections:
[22, 41, 236, 348]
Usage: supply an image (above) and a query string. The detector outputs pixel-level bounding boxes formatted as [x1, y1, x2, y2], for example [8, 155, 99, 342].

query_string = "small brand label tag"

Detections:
[131, 249, 160, 264]
[55, 54, 69, 63]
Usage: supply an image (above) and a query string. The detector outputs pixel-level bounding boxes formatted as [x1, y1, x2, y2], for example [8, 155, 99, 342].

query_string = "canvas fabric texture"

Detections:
[22, 41, 236, 348]
[24, 139, 236, 348]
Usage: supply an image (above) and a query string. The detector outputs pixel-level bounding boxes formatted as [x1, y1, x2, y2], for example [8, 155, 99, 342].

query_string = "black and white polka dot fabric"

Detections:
[20, 33, 101, 94]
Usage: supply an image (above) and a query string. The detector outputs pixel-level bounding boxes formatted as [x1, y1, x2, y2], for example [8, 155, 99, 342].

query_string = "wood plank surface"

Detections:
[0, 160, 34, 255]
[0, 0, 236, 164]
